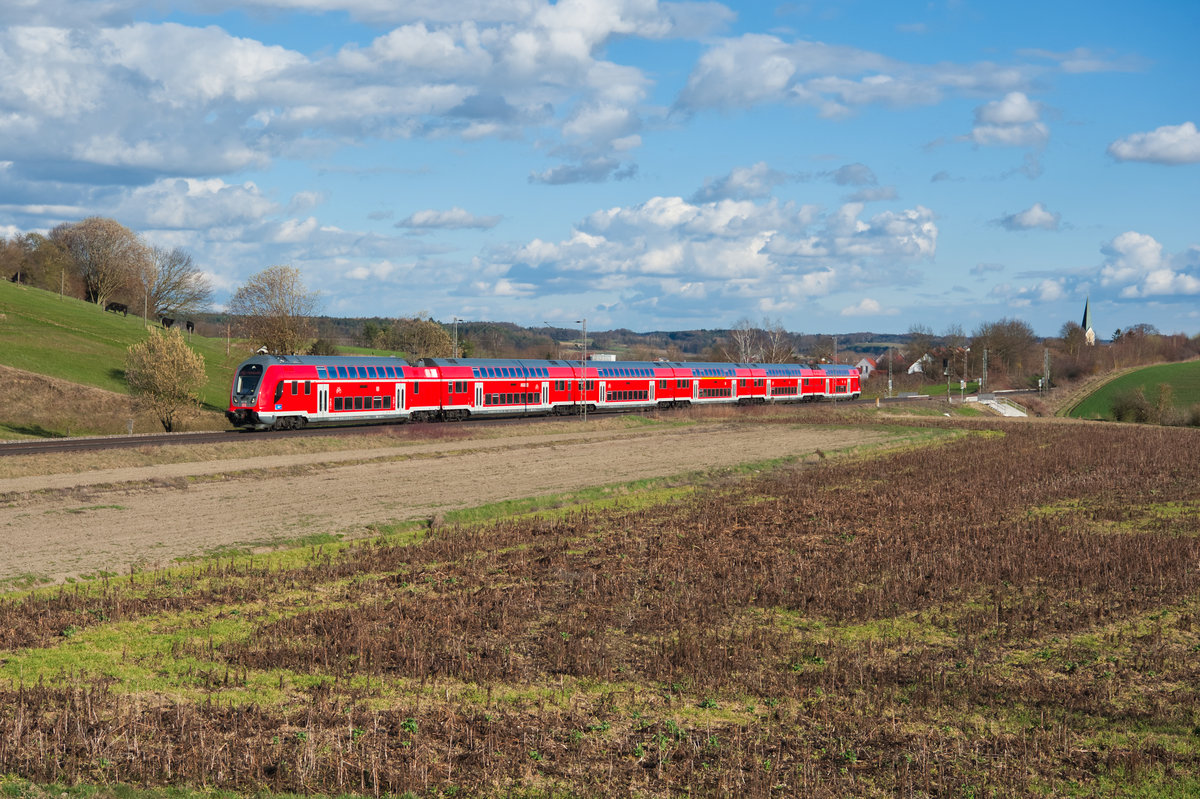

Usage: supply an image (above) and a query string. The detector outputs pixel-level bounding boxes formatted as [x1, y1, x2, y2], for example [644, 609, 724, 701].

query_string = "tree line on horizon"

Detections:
[5, 218, 1197, 393]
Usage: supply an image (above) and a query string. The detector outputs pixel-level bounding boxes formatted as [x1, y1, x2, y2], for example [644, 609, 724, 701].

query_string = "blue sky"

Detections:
[1, 1, 1198, 338]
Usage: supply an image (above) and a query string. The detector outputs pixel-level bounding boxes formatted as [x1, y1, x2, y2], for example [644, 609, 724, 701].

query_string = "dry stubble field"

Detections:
[0, 409, 1198, 798]
[0, 410, 890, 588]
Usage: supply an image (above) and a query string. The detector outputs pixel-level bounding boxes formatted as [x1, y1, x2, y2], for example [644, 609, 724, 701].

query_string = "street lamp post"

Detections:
[452, 317, 462, 359]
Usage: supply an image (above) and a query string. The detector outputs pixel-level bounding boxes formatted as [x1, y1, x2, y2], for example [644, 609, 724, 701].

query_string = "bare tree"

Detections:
[721, 318, 761, 362]
[138, 246, 213, 319]
[228, 265, 320, 355]
[51, 217, 149, 308]
[972, 318, 1037, 379]
[906, 323, 935, 363]
[125, 328, 207, 432]
[759, 319, 795, 363]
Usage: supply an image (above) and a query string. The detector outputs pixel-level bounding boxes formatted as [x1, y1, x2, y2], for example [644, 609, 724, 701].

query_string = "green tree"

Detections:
[228, 265, 320, 355]
[125, 328, 207, 432]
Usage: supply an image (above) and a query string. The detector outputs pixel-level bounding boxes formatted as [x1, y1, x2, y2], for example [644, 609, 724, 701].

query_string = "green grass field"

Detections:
[0, 279, 246, 411]
[1067, 361, 1200, 420]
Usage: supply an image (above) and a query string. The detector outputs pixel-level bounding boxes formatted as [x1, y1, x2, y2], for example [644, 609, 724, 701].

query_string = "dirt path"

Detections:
[0, 422, 888, 586]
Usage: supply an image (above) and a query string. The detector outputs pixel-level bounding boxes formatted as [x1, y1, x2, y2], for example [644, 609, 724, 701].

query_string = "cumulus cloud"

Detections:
[675, 34, 1048, 117]
[827, 163, 876, 186]
[690, 162, 794, 202]
[840, 297, 895, 316]
[496, 191, 937, 320]
[1099, 231, 1200, 297]
[966, 92, 1049, 148]
[996, 202, 1060, 231]
[396, 207, 502, 230]
[529, 158, 637, 184]
[0, 2, 726, 192]
[1107, 122, 1200, 165]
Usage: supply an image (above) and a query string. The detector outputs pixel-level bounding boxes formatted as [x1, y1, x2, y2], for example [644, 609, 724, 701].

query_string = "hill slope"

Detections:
[1065, 360, 1200, 420]
[0, 280, 244, 437]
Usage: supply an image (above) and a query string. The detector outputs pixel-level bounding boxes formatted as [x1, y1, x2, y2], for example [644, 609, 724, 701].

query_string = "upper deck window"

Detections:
[235, 363, 263, 395]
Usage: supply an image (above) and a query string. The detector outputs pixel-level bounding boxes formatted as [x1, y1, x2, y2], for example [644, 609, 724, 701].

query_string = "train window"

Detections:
[305, 381, 311, 395]
[374, 397, 383, 409]
[333, 397, 343, 410]
[317, 367, 328, 379]
[383, 396, 391, 409]
[335, 366, 345, 378]
[412, 382, 419, 394]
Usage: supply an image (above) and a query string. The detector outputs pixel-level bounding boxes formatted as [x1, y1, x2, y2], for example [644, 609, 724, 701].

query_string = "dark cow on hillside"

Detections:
[10, 271, 25, 284]
[160, 317, 175, 329]
[105, 302, 128, 316]
[185, 320, 195, 334]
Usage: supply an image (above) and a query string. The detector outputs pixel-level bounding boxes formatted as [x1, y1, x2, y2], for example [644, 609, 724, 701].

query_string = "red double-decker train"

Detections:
[226, 354, 861, 430]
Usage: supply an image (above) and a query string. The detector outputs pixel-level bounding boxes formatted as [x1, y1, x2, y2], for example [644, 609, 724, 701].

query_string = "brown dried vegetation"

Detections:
[1, 422, 1198, 797]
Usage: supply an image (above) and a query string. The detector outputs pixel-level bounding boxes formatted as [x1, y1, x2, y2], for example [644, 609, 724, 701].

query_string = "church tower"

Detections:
[1082, 298, 1096, 346]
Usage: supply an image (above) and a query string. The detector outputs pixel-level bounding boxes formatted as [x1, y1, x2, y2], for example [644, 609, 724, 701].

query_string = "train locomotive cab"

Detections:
[227, 357, 271, 429]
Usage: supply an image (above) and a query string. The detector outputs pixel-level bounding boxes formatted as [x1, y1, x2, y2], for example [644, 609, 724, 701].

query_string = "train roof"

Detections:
[238, 353, 839, 375]
[238, 353, 414, 367]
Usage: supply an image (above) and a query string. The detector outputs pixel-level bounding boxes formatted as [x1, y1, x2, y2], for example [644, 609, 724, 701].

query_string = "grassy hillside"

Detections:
[1067, 360, 1200, 420]
[0, 279, 248, 435]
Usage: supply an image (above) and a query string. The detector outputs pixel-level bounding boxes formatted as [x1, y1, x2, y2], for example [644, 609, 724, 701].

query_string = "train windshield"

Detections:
[235, 363, 264, 395]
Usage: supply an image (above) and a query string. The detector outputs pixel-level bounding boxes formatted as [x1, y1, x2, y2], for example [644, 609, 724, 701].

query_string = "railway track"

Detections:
[1, 392, 1018, 457]
[0, 424, 398, 457]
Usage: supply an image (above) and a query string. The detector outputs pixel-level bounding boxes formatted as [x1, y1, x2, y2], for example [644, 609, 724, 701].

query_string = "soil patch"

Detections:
[0, 421, 888, 585]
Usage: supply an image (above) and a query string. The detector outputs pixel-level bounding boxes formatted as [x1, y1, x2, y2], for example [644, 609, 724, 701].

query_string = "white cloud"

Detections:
[965, 92, 1049, 148]
[676, 34, 1045, 116]
[500, 191, 937, 315]
[0, 4, 708, 189]
[397, 207, 502, 229]
[976, 92, 1040, 125]
[115, 178, 279, 230]
[840, 297, 894, 316]
[691, 162, 793, 202]
[1107, 122, 1200, 165]
[1099, 231, 1200, 298]
[997, 202, 1060, 231]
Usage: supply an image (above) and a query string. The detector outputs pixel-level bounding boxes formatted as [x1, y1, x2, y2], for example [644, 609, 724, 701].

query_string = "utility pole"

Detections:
[577, 318, 587, 422]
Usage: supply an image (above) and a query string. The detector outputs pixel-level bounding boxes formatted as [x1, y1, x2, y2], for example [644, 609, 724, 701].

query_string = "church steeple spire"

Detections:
[1082, 297, 1095, 346]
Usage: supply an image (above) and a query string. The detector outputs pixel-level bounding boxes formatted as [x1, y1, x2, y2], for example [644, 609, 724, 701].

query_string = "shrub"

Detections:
[1109, 387, 1151, 423]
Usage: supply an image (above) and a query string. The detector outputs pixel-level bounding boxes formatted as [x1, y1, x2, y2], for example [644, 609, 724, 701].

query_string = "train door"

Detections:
[599, 380, 606, 405]
[541, 381, 548, 406]
[732, 378, 738, 401]
[649, 380, 655, 402]
[475, 383, 483, 410]
[766, 378, 772, 401]
[317, 384, 329, 416]
[692, 379, 699, 402]
[396, 384, 406, 413]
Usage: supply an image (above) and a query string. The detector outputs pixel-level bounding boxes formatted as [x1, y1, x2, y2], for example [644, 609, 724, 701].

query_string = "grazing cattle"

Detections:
[185, 320, 195, 334]
[160, 317, 174, 329]
[105, 302, 128, 316]
[10, 271, 24, 283]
